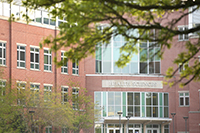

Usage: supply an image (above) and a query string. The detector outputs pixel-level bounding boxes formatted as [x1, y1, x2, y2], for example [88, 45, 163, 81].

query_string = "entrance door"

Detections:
[147, 129, 158, 133]
[108, 129, 121, 133]
[109, 129, 114, 133]
[128, 129, 141, 133]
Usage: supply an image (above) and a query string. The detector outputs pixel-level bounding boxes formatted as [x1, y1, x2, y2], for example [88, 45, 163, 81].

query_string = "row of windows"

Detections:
[0, 42, 79, 75]
[94, 92, 169, 118]
[95, 29, 161, 74]
[94, 91, 190, 119]
[94, 124, 169, 133]
[0, 80, 78, 106]
[0, 2, 67, 27]
[31, 126, 69, 133]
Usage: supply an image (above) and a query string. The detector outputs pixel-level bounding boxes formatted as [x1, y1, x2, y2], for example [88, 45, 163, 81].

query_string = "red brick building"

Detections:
[0, 1, 200, 133]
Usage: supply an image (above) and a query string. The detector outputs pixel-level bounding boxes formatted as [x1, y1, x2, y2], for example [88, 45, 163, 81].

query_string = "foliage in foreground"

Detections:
[0, 83, 97, 133]
[14, 0, 200, 86]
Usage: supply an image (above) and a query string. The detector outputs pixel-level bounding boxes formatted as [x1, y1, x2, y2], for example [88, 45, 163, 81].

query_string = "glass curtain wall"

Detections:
[95, 29, 139, 74]
[95, 29, 161, 74]
[94, 92, 169, 118]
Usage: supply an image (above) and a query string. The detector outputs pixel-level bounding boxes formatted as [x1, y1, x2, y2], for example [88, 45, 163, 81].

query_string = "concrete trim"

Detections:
[86, 74, 164, 77]
[30, 45, 40, 48]
[17, 43, 27, 46]
[178, 91, 189, 93]
[189, 111, 200, 113]
[0, 40, 7, 43]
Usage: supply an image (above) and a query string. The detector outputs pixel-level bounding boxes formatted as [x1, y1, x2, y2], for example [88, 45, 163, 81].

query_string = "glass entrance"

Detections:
[147, 129, 158, 133]
[128, 129, 141, 133]
[146, 124, 159, 133]
[108, 129, 121, 133]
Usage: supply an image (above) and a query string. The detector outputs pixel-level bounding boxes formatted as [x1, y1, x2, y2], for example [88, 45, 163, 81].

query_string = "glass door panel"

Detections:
[129, 130, 133, 133]
[147, 130, 152, 133]
[116, 130, 120, 133]
[153, 130, 157, 133]
[135, 129, 139, 133]
[109, 129, 114, 133]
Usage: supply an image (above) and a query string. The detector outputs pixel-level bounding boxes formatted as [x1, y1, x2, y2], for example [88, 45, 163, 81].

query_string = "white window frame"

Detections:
[30, 46, 40, 70]
[61, 86, 68, 104]
[31, 125, 39, 133]
[17, 81, 26, 105]
[72, 60, 79, 75]
[0, 80, 6, 96]
[61, 51, 68, 74]
[72, 87, 79, 109]
[30, 83, 40, 103]
[17, 44, 26, 68]
[0, 41, 6, 66]
[45, 126, 52, 133]
[140, 41, 161, 74]
[44, 84, 52, 102]
[179, 63, 188, 73]
[178, 26, 189, 41]
[179, 91, 189, 106]
[44, 48, 52, 71]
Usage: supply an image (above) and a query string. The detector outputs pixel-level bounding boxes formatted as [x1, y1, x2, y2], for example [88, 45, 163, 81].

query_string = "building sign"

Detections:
[102, 80, 163, 89]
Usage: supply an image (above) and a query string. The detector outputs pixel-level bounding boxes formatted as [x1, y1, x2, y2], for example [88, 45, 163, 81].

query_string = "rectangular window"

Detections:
[62, 128, 69, 133]
[17, 45, 26, 68]
[0, 42, 6, 65]
[178, 26, 189, 41]
[164, 125, 169, 133]
[140, 37, 160, 74]
[31, 126, 39, 133]
[44, 49, 52, 71]
[179, 63, 188, 73]
[72, 88, 79, 109]
[30, 84, 40, 104]
[72, 60, 79, 75]
[0, 80, 6, 96]
[44, 85, 52, 102]
[61, 52, 68, 74]
[17, 82, 26, 105]
[61, 87, 68, 104]
[30, 47, 39, 70]
[45, 126, 52, 133]
[179, 92, 189, 106]
[95, 47, 102, 73]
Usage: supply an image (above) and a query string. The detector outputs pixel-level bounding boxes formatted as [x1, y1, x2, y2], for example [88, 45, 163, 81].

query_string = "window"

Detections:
[45, 126, 52, 133]
[179, 92, 189, 106]
[179, 63, 188, 73]
[72, 60, 79, 75]
[178, 26, 189, 41]
[0, 42, 6, 65]
[95, 28, 160, 74]
[17, 82, 26, 105]
[61, 52, 68, 74]
[17, 45, 26, 68]
[72, 88, 79, 109]
[31, 126, 39, 133]
[30, 47, 39, 70]
[62, 128, 69, 133]
[44, 85, 52, 102]
[140, 41, 160, 74]
[95, 47, 102, 73]
[0, 80, 6, 96]
[94, 92, 168, 118]
[164, 125, 169, 133]
[61, 87, 68, 104]
[193, 23, 200, 35]
[44, 49, 52, 71]
[127, 92, 140, 117]
[30, 84, 40, 104]
[108, 92, 122, 117]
